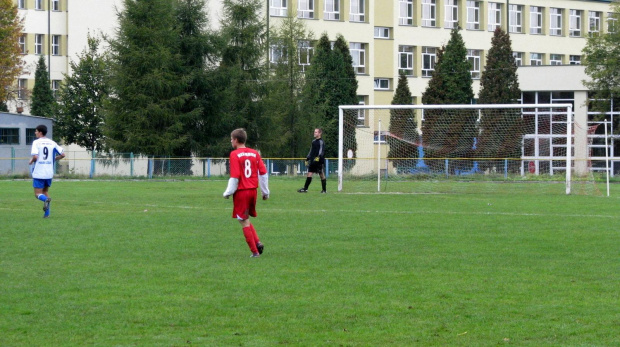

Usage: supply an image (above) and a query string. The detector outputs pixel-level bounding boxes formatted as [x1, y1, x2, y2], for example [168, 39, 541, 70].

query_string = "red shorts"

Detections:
[232, 189, 257, 220]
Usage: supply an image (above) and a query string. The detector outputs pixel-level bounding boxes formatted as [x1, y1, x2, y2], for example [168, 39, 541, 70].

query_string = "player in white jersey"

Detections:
[29, 125, 65, 218]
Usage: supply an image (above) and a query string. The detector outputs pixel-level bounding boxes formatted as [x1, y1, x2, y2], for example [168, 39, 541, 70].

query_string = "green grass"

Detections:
[1, 179, 619, 346]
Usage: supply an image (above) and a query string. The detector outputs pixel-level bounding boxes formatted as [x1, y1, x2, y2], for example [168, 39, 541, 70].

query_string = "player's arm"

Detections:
[223, 153, 239, 198]
[29, 154, 38, 165]
[223, 178, 238, 199]
[257, 157, 269, 199]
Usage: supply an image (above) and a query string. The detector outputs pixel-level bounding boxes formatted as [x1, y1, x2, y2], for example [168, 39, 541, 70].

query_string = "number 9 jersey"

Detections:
[31, 137, 64, 179]
[229, 147, 267, 190]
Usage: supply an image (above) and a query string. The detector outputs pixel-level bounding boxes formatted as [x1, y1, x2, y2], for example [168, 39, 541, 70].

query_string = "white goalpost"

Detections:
[335, 103, 600, 195]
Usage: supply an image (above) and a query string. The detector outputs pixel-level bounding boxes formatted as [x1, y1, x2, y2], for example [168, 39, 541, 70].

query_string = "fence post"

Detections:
[207, 158, 211, 178]
[148, 157, 153, 179]
[89, 150, 96, 178]
[130, 152, 134, 177]
[325, 159, 329, 178]
[11, 147, 15, 174]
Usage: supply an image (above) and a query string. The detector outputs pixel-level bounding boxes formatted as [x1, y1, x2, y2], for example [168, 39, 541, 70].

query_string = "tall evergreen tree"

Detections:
[217, 0, 267, 154]
[105, 0, 191, 158]
[30, 56, 56, 118]
[302, 33, 358, 160]
[0, 0, 24, 105]
[264, 15, 313, 157]
[175, 0, 219, 157]
[56, 36, 110, 152]
[421, 27, 475, 172]
[477, 27, 523, 169]
[388, 73, 418, 171]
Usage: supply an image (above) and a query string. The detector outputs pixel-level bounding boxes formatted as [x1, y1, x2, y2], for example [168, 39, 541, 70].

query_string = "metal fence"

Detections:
[0, 149, 335, 178]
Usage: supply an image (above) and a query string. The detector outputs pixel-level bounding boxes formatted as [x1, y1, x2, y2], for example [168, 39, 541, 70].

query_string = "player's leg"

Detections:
[298, 169, 314, 192]
[233, 190, 260, 257]
[250, 224, 264, 254]
[320, 167, 327, 193]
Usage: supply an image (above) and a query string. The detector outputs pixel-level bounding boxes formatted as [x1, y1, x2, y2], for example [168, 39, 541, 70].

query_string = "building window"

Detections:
[570, 10, 582, 37]
[17, 79, 27, 99]
[35, 0, 42, 10]
[52, 0, 59, 11]
[270, 0, 287, 16]
[52, 80, 61, 98]
[399, 45, 414, 76]
[18, 0, 25, 9]
[589, 11, 601, 36]
[324, 0, 340, 20]
[350, 42, 366, 74]
[466, 1, 480, 30]
[374, 27, 390, 39]
[350, 0, 365, 22]
[298, 40, 313, 71]
[374, 131, 388, 143]
[530, 6, 543, 35]
[374, 78, 390, 90]
[357, 96, 367, 126]
[608, 12, 618, 33]
[550, 8, 563, 36]
[530, 53, 543, 66]
[509, 5, 523, 33]
[488, 3, 501, 31]
[422, 47, 436, 77]
[467, 49, 481, 79]
[422, 0, 436, 27]
[269, 45, 286, 64]
[26, 128, 37, 145]
[569, 55, 581, 65]
[52, 35, 61, 56]
[444, 0, 458, 29]
[0, 128, 20, 145]
[550, 54, 563, 66]
[35, 34, 43, 55]
[513, 52, 523, 66]
[298, 0, 314, 19]
[399, 0, 413, 26]
[19, 35, 26, 54]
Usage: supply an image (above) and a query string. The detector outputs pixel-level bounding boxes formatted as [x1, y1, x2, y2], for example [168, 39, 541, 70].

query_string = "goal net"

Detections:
[337, 104, 601, 195]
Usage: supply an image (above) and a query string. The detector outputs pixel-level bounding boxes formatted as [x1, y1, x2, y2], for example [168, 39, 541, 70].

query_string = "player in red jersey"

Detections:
[223, 128, 270, 257]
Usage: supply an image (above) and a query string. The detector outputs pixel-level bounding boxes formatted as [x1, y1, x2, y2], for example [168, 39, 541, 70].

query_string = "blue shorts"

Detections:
[33, 178, 52, 189]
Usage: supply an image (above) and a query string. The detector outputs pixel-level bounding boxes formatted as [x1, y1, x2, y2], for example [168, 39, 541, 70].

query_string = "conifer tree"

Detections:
[421, 27, 475, 172]
[217, 0, 267, 154]
[388, 73, 417, 171]
[477, 27, 523, 169]
[264, 15, 313, 157]
[105, 0, 191, 158]
[30, 56, 56, 119]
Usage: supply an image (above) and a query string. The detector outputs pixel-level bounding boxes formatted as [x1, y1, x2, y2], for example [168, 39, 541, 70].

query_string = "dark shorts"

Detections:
[232, 189, 257, 220]
[308, 160, 324, 174]
[33, 178, 52, 189]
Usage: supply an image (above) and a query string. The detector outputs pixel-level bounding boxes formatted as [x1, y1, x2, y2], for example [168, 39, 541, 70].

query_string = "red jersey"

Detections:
[229, 147, 267, 190]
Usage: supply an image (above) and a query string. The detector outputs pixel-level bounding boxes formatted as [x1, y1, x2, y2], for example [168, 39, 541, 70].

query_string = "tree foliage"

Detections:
[388, 73, 418, 171]
[216, 0, 267, 154]
[30, 56, 56, 118]
[302, 33, 358, 160]
[56, 36, 110, 152]
[476, 27, 523, 167]
[0, 0, 24, 104]
[421, 27, 476, 171]
[264, 14, 313, 157]
[583, 1, 620, 115]
[105, 0, 193, 157]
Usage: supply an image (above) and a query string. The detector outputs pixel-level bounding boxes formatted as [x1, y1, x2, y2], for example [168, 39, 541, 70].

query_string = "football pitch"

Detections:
[1, 179, 619, 346]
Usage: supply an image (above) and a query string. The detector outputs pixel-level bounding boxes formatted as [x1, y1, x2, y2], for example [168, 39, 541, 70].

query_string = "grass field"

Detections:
[1, 178, 619, 346]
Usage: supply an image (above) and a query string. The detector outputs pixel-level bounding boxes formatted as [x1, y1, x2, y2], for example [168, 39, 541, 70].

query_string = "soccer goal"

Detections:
[337, 103, 601, 195]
